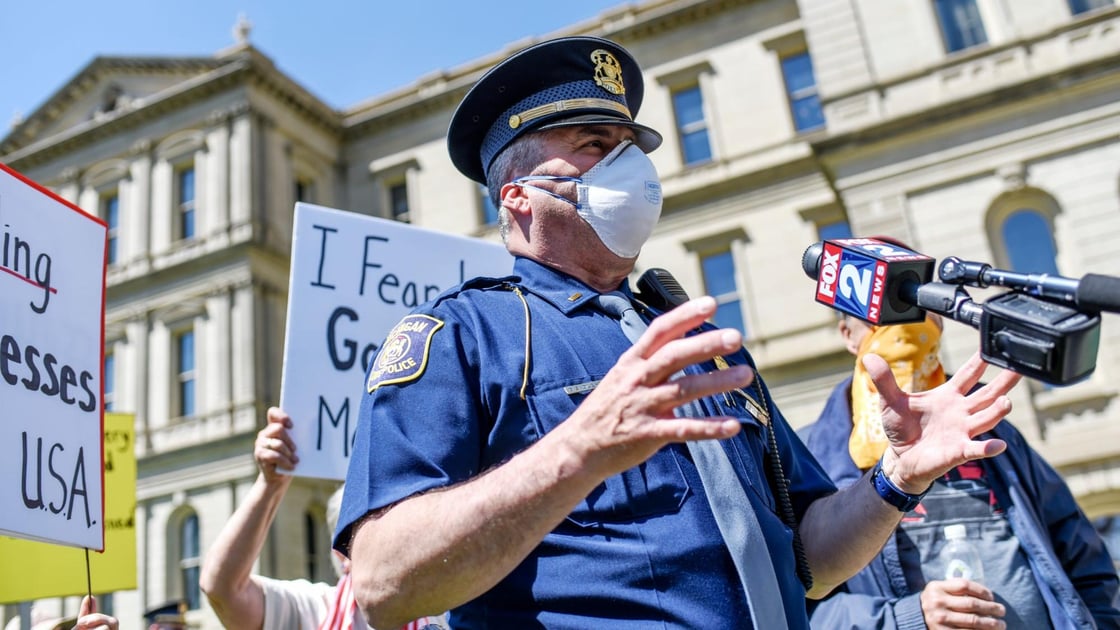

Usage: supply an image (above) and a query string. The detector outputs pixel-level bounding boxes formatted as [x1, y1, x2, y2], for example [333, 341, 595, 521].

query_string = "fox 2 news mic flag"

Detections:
[803, 238, 935, 325]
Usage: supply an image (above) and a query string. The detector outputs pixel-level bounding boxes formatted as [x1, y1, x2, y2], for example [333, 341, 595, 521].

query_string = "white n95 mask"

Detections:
[514, 140, 663, 258]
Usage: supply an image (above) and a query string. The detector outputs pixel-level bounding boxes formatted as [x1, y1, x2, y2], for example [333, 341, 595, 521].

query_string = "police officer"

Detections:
[333, 36, 1022, 629]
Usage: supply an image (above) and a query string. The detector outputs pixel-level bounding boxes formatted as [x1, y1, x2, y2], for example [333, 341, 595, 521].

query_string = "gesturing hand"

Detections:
[868, 351, 1021, 494]
[560, 296, 753, 478]
[254, 406, 299, 484]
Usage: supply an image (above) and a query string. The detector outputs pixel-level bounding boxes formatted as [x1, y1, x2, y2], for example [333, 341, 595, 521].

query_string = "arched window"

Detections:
[1001, 209, 1060, 275]
[179, 512, 201, 610]
[986, 188, 1062, 276]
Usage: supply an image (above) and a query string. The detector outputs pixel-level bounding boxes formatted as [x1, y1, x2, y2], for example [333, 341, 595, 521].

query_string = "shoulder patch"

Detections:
[367, 314, 445, 392]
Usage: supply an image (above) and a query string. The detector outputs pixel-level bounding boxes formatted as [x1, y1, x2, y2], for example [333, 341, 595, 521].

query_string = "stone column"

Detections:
[56, 167, 81, 204]
[228, 105, 254, 230]
[206, 289, 232, 422]
[128, 139, 153, 266]
[205, 109, 231, 237]
[127, 313, 152, 452]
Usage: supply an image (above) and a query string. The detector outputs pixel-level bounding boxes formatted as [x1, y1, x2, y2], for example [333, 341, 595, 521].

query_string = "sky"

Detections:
[0, 0, 631, 129]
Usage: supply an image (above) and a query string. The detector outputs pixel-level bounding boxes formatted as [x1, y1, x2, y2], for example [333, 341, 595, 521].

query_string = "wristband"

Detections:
[869, 459, 927, 512]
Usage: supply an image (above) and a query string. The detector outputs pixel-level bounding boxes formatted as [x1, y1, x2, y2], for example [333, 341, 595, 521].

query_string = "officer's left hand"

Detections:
[867, 351, 1020, 494]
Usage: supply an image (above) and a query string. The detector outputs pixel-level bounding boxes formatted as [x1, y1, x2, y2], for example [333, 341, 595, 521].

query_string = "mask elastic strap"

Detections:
[511, 175, 580, 207]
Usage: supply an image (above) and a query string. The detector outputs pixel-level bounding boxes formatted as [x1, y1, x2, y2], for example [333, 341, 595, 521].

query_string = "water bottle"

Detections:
[941, 523, 984, 582]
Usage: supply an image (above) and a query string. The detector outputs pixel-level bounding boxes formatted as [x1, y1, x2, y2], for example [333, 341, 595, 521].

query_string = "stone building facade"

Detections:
[1, 0, 1117, 626]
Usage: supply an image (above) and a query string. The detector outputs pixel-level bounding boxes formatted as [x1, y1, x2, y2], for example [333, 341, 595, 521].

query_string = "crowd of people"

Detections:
[16, 33, 1112, 630]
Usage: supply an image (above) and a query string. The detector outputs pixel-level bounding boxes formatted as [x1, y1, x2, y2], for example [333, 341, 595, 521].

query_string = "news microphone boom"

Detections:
[801, 239, 1103, 385]
[939, 256, 1120, 314]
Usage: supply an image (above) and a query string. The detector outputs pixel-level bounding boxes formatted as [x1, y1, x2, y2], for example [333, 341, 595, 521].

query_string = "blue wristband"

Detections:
[869, 459, 927, 512]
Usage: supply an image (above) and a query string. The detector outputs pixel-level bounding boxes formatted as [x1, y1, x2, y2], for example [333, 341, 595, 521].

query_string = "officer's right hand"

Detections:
[254, 406, 299, 483]
[920, 578, 1006, 629]
[560, 295, 751, 478]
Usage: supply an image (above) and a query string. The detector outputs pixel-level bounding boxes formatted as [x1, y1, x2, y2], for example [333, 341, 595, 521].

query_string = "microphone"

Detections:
[801, 238, 935, 324]
[939, 256, 1120, 314]
[803, 240, 1102, 384]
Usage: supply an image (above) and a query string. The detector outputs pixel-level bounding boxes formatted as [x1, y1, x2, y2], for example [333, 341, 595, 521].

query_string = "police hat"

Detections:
[448, 36, 663, 184]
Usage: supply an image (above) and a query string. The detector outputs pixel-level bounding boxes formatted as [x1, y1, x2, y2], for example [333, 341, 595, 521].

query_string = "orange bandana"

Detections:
[849, 318, 946, 469]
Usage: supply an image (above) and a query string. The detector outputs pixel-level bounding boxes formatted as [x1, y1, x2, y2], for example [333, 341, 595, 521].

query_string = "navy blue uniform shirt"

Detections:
[334, 256, 836, 628]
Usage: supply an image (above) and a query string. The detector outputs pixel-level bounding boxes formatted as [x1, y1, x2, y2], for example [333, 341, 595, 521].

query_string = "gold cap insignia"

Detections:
[590, 49, 626, 96]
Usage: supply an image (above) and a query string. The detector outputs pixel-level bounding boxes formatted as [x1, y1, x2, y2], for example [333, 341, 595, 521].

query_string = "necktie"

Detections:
[595, 292, 789, 629]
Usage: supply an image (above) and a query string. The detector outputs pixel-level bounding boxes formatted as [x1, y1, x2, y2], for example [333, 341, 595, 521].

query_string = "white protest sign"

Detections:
[279, 203, 513, 480]
[0, 163, 106, 550]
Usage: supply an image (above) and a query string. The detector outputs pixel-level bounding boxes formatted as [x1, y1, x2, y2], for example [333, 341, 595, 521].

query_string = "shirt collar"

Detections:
[512, 256, 634, 316]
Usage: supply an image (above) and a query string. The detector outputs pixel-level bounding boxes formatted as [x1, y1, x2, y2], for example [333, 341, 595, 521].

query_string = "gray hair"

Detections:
[485, 131, 553, 244]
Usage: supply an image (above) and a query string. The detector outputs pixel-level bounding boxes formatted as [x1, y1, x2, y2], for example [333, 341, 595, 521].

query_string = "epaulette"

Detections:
[421, 274, 523, 310]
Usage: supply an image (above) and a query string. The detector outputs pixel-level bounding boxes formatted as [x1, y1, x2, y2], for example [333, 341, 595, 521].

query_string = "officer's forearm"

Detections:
[348, 428, 604, 629]
[798, 472, 904, 599]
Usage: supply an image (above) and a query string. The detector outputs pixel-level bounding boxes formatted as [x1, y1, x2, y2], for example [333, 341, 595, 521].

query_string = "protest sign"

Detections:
[0, 413, 137, 603]
[0, 163, 106, 550]
[279, 203, 513, 480]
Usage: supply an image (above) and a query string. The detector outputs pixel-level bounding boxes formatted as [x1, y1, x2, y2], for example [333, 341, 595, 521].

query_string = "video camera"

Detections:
[802, 238, 1120, 386]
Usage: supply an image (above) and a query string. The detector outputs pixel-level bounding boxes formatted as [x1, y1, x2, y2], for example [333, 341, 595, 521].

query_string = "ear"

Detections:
[500, 181, 531, 217]
[332, 549, 351, 574]
[838, 318, 862, 356]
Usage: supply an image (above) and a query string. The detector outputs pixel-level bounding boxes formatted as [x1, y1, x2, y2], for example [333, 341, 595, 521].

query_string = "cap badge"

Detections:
[591, 49, 626, 96]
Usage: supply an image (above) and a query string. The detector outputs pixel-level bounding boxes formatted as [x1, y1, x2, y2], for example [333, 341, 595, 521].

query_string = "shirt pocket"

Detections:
[526, 376, 691, 526]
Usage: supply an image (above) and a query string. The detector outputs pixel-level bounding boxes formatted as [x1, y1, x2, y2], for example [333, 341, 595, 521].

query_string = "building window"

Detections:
[934, 0, 988, 52]
[1001, 209, 1060, 275]
[176, 166, 196, 240]
[179, 512, 201, 610]
[305, 511, 322, 582]
[480, 185, 500, 226]
[672, 86, 712, 166]
[1069, 0, 1113, 15]
[387, 181, 410, 223]
[780, 53, 825, 133]
[818, 219, 853, 241]
[104, 353, 115, 412]
[102, 193, 120, 264]
[175, 329, 196, 418]
[295, 177, 314, 204]
[701, 250, 746, 335]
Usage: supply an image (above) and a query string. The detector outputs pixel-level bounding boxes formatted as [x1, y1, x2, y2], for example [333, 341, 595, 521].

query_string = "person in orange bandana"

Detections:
[199, 407, 448, 630]
[800, 263, 1119, 628]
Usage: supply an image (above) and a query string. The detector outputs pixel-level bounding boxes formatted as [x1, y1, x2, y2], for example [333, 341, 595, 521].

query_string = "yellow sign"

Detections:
[0, 413, 137, 603]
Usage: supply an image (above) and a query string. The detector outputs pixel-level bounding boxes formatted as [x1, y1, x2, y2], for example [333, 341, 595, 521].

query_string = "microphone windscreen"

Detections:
[1077, 274, 1120, 314]
[802, 242, 823, 280]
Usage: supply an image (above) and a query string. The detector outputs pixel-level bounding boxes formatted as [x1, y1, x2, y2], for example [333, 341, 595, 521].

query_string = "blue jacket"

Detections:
[335, 257, 837, 628]
[800, 376, 1120, 630]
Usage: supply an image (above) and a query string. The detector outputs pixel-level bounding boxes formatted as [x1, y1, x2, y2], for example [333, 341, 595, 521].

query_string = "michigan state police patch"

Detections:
[367, 314, 445, 392]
